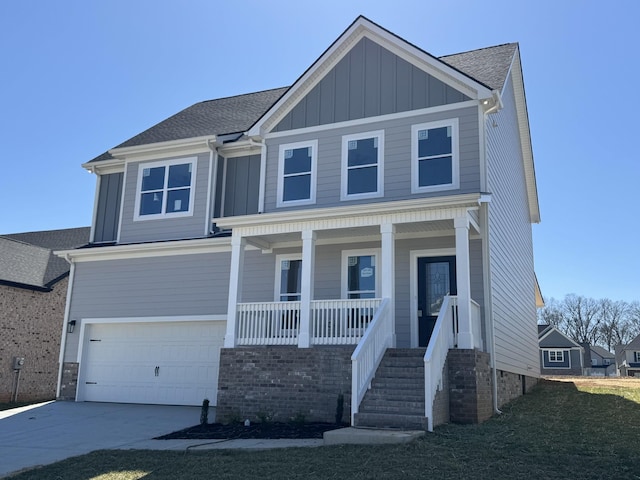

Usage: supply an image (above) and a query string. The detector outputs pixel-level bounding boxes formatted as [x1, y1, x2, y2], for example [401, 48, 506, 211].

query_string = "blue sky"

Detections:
[1, 0, 638, 303]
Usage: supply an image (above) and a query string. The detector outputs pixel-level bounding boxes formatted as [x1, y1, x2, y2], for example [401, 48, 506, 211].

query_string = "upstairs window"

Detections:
[277, 140, 317, 207]
[341, 131, 384, 200]
[548, 350, 564, 362]
[411, 119, 459, 193]
[134, 158, 196, 220]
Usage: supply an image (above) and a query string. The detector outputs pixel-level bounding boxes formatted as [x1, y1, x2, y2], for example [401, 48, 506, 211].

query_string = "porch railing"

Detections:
[236, 301, 300, 345]
[312, 298, 381, 345]
[236, 298, 382, 346]
[424, 295, 457, 432]
[350, 298, 392, 425]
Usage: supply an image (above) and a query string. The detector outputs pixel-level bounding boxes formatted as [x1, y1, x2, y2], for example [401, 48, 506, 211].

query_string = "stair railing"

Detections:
[350, 298, 392, 425]
[423, 295, 457, 432]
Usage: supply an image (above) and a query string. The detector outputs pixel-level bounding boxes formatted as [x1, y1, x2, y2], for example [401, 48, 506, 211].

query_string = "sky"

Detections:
[1, 0, 638, 303]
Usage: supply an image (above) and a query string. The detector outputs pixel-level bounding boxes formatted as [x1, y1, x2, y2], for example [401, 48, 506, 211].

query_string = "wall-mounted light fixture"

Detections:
[67, 320, 77, 334]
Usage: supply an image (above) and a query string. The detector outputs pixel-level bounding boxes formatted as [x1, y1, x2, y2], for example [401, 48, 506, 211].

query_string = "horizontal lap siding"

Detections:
[486, 75, 538, 376]
[265, 106, 480, 213]
[119, 153, 210, 243]
[65, 252, 231, 361]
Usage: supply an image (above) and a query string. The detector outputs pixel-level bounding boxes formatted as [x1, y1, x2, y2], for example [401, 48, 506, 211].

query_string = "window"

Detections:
[341, 131, 384, 200]
[134, 158, 196, 220]
[548, 350, 564, 362]
[634, 352, 640, 363]
[411, 119, 459, 193]
[276, 257, 302, 302]
[342, 250, 379, 299]
[277, 140, 317, 207]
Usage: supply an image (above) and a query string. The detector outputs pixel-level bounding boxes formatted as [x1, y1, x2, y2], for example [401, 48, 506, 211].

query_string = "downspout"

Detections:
[205, 139, 218, 235]
[56, 254, 75, 399]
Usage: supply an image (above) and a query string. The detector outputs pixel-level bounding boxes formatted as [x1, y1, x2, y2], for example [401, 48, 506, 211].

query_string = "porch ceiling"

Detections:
[246, 219, 459, 247]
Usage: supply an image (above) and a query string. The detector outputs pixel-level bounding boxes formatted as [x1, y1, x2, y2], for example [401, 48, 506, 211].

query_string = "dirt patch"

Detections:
[156, 422, 344, 440]
[544, 376, 640, 388]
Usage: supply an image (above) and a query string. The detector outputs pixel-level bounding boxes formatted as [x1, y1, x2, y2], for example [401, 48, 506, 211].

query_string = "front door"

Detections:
[417, 256, 457, 347]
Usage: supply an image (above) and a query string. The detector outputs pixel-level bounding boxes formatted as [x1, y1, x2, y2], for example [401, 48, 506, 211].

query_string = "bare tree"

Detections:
[598, 299, 628, 351]
[562, 294, 601, 344]
[626, 301, 640, 339]
[537, 297, 564, 327]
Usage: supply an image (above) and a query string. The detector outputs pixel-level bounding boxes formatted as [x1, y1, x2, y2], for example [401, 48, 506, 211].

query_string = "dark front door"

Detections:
[417, 256, 457, 347]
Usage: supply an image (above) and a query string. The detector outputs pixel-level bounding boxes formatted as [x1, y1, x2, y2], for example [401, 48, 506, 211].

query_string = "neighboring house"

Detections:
[0, 227, 89, 402]
[538, 324, 584, 376]
[615, 334, 640, 377]
[588, 345, 616, 377]
[55, 16, 541, 430]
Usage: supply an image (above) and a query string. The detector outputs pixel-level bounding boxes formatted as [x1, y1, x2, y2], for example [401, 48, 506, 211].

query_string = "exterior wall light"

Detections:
[67, 320, 77, 334]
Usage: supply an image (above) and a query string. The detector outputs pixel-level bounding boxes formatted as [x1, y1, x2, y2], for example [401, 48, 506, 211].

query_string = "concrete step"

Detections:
[354, 412, 429, 430]
[323, 427, 425, 446]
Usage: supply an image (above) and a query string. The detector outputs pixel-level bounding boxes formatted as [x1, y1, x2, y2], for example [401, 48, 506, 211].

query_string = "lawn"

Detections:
[7, 378, 640, 480]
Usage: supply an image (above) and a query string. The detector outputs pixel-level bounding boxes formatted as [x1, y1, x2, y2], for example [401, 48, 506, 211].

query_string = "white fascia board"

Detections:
[82, 158, 125, 175]
[216, 193, 483, 230]
[509, 48, 540, 223]
[538, 326, 583, 349]
[54, 237, 232, 263]
[247, 17, 492, 138]
[108, 135, 218, 161]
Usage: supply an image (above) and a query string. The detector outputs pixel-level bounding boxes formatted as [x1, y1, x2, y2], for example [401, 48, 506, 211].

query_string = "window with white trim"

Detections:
[342, 250, 379, 299]
[548, 350, 564, 362]
[634, 351, 640, 363]
[134, 158, 196, 220]
[277, 140, 317, 207]
[276, 256, 302, 302]
[341, 131, 384, 200]
[411, 119, 459, 193]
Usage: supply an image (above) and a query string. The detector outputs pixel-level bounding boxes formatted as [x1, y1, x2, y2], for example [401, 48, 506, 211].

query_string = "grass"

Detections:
[7, 378, 640, 479]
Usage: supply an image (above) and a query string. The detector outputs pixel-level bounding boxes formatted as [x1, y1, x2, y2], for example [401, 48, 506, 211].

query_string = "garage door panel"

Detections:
[80, 321, 224, 406]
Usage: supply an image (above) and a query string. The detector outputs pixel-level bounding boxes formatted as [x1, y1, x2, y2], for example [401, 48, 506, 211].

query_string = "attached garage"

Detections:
[77, 320, 225, 406]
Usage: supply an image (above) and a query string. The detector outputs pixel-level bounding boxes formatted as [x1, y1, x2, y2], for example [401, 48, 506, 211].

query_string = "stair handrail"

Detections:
[423, 295, 457, 432]
[350, 298, 392, 425]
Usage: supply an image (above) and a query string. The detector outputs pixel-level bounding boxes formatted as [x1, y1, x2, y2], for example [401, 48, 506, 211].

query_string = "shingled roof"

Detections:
[87, 41, 516, 164]
[0, 227, 90, 290]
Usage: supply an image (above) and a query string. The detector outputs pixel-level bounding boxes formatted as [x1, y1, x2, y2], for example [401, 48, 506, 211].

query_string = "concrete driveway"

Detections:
[0, 401, 201, 478]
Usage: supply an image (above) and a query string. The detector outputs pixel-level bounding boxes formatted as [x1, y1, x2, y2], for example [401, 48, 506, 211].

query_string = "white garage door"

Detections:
[79, 321, 225, 406]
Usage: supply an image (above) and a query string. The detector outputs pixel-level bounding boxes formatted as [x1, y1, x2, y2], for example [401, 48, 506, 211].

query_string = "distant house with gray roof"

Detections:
[615, 334, 640, 377]
[0, 227, 89, 402]
[538, 324, 584, 376]
[587, 345, 616, 376]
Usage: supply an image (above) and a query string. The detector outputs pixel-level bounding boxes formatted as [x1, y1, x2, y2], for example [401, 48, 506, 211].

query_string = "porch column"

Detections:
[224, 233, 246, 348]
[380, 223, 396, 347]
[298, 229, 316, 348]
[454, 216, 474, 349]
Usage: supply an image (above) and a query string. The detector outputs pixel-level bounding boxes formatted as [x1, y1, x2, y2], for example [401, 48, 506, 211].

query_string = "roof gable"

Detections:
[248, 15, 494, 137]
[539, 327, 582, 349]
[272, 36, 470, 132]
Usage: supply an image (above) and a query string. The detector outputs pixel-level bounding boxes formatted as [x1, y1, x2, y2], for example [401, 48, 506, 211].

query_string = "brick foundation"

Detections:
[216, 346, 353, 424]
[496, 369, 538, 407]
[447, 349, 493, 424]
[431, 359, 450, 427]
[58, 362, 79, 401]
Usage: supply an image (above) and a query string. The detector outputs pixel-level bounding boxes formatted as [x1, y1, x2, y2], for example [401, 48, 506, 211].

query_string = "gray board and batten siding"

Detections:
[264, 105, 480, 213]
[220, 155, 261, 218]
[273, 37, 469, 132]
[485, 72, 539, 377]
[119, 153, 211, 244]
[93, 172, 123, 243]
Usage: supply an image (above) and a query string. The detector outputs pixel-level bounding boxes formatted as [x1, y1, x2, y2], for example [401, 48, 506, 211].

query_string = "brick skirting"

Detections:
[216, 346, 354, 424]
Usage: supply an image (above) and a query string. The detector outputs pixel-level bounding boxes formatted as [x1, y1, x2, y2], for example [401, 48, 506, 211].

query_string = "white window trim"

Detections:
[133, 157, 197, 221]
[634, 351, 640, 363]
[341, 249, 381, 299]
[340, 130, 384, 201]
[411, 118, 459, 194]
[274, 254, 302, 301]
[276, 140, 317, 208]
[548, 350, 565, 363]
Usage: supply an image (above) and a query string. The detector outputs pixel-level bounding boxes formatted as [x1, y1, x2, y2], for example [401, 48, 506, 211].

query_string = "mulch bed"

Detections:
[156, 422, 344, 440]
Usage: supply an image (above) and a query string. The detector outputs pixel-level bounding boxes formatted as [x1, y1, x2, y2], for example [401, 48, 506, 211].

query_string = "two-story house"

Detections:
[55, 16, 541, 430]
[615, 334, 640, 377]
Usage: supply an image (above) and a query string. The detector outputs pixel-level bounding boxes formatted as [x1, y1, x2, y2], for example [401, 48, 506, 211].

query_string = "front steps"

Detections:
[354, 348, 428, 430]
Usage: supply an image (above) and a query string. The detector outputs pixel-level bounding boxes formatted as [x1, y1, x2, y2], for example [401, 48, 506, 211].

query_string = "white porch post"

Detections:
[298, 229, 316, 348]
[380, 223, 396, 347]
[454, 216, 473, 349]
[224, 233, 246, 348]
